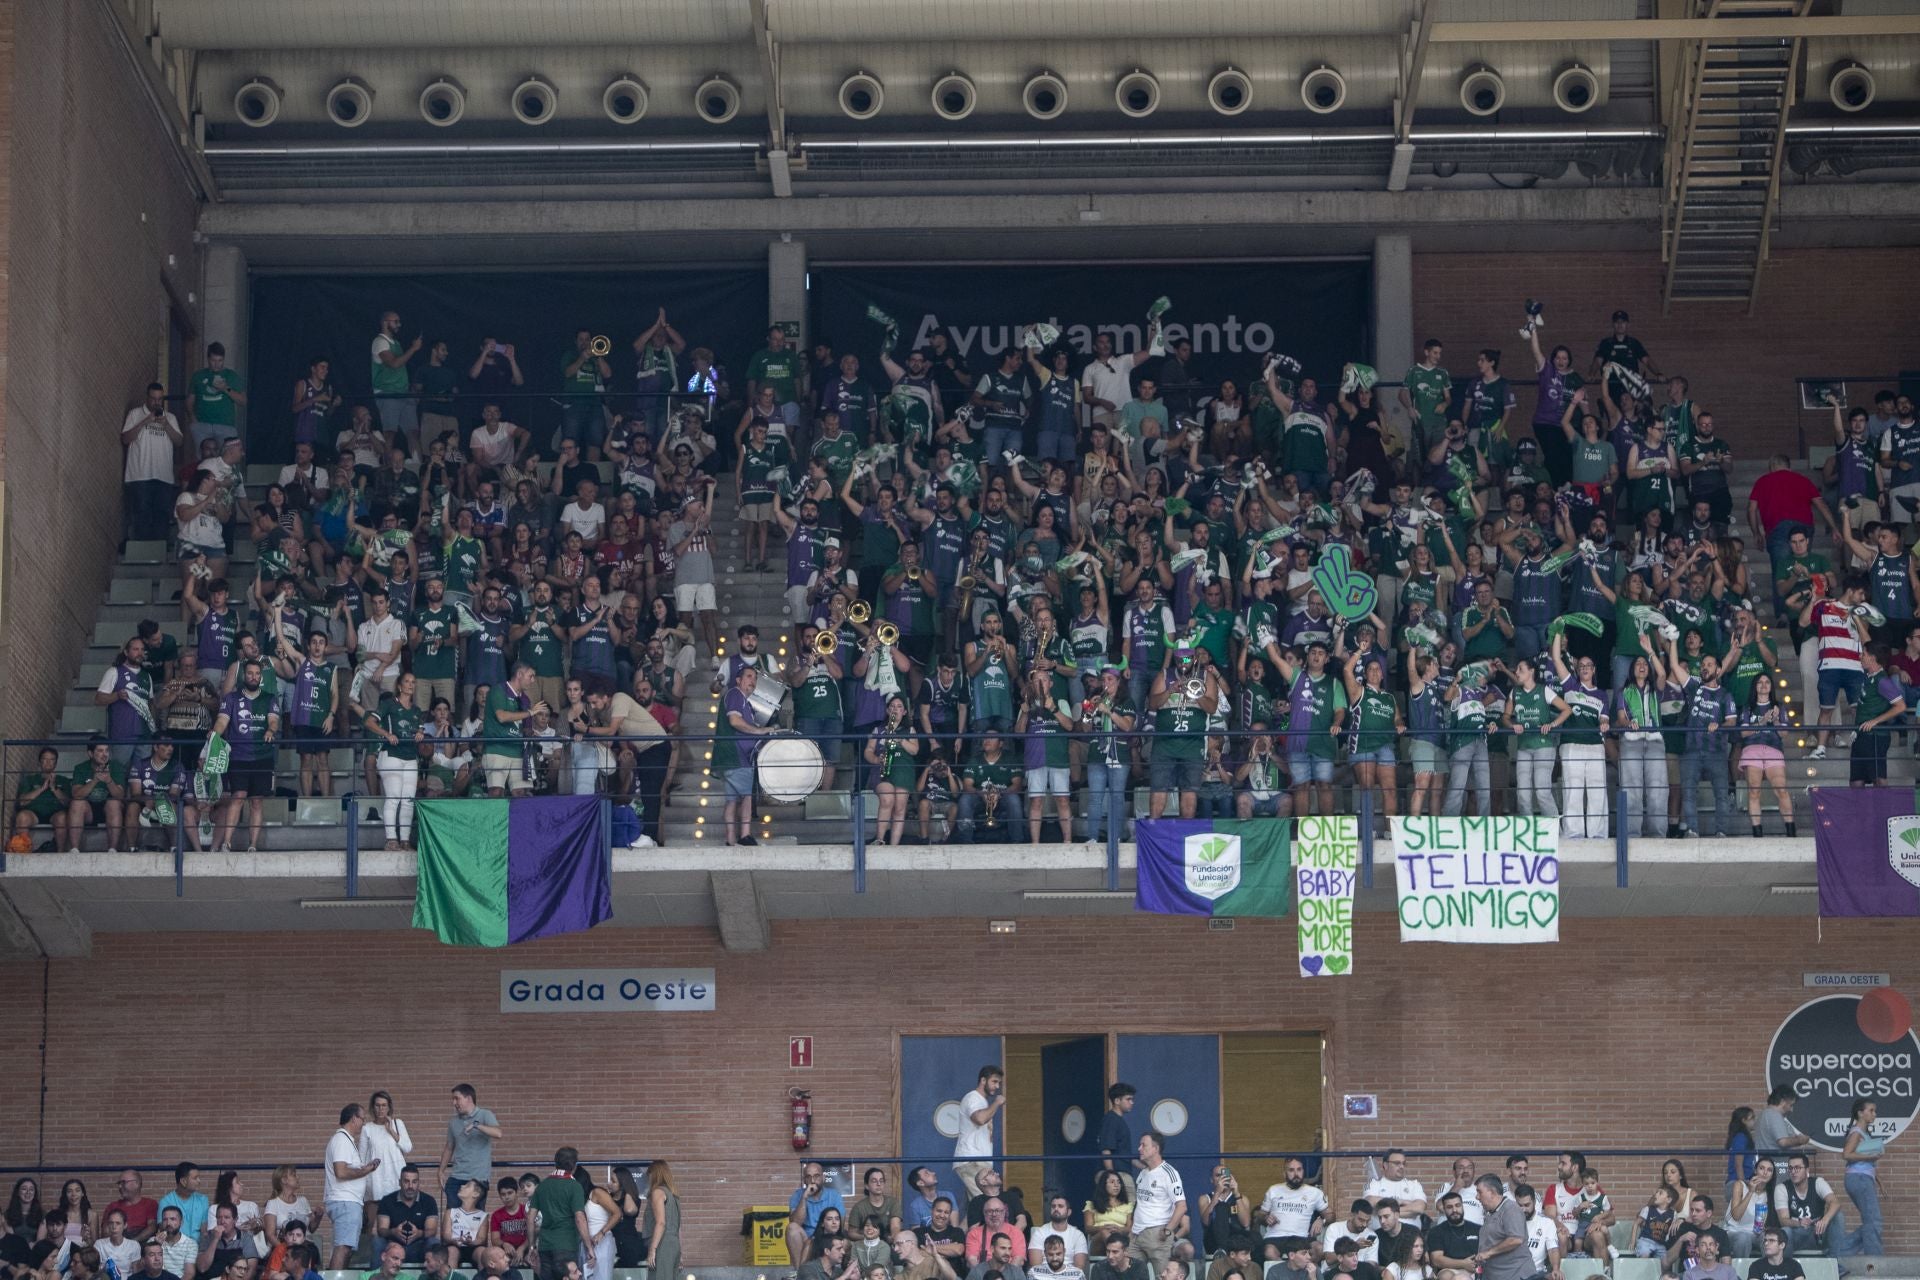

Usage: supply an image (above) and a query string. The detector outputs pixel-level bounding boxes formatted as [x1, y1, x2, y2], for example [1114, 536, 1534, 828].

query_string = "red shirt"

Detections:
[1749, 469, 1820, 534]
[488, 1205, 528, 1248]
[106, 1198, 160, 1236]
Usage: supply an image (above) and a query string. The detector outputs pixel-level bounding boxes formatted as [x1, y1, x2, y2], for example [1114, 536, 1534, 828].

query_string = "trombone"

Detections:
[588, 334, 612, 357]
[848, 600, 872, 624]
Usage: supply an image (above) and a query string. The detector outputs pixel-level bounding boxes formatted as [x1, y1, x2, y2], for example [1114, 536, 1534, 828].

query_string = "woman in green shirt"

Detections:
[1503, 657, 1567, 820]
[864, 693, 921, 847]
[1342, 652, 1403, 823]
[366, 671, 425, 849]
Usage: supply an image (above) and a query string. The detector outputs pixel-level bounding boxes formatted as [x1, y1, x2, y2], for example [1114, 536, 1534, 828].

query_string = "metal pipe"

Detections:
[205, 138, 760, 157]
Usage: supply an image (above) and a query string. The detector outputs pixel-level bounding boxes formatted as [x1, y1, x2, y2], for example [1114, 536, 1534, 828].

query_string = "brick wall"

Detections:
[0, 914, 1914, 1260]
[0, 0, 202, 740]
[1412, 248, 1920, 460]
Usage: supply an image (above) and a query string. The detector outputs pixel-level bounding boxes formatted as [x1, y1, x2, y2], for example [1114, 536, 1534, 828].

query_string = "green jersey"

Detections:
[1282, 412, 1331, 473]
[794, 666, 843, 720]
[70, 760, 127, 805]
[1348, 686, 1399, 754]
[1559, 680, 1607, 745]
[1026, 698, 1074, 768]
[1570, 437, 1613, 485]
[561, 349, 602, 393]
[1723, 641, 1770, 708]
[443, 535, 484, 597]
[1507, 683, 1559, 750]
[1404, 363, 1453, 433]
[740, 445, 780, 499]
[1447, 693, 1492, 753]
[1191, 603, 1234, 668]
[518, 607, 566, 678]
[1291, 672, 1348, 762]
[1151, 701, 1208, 761]
[371, 333, 411, 395]
[1462, 604, 1509, 661]
[966, 755, 1018, 791]
[372, 697, 425, 761]
[481, 684, 526, 758]
[190, 367, 245, 427]
[812, 432, 858, 485]
[747, 348, 801, 403]
[412, 605, 460, 680]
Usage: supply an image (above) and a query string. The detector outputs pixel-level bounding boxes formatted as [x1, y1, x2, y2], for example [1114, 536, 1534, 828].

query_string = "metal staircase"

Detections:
[1661, 0, 1809, 311]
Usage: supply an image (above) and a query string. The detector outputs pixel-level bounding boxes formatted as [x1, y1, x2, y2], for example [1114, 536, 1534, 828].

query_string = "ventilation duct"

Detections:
[1023, 70, 1069, 120]
[419, 77, 466, 127]
[1114, 69, 1160, 118]
[1553, 63, 1599, 113]
[233, 77, 282, 127]
[511, 75, 557, 125]
[325, 77, 373, 127]
[695, 75, 740, 124]
[1830, 61, 1875, 112]
[931, 72, 976, 121]
[1207, 67, 1252, 116]
[839, 72, 885, 120]
[1301, 66, 1347, 114]
[603, 76, 649, 124]
[1460, 65, 1506, 116]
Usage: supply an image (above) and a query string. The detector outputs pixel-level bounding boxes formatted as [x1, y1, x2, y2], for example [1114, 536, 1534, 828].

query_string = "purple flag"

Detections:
[1812, 787, 1920, 917]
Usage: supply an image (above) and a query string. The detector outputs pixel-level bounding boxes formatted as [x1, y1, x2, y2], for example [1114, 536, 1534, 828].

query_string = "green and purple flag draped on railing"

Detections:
[1134, 819, 1292, 917]
[412, 797, 613, 946]
[1813, 786, 1920, 917]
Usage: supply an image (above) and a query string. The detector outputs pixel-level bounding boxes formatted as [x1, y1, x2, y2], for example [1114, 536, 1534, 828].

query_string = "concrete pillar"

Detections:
[768, 235, 807, 348]
[1371, 233, 1414, 382]
[202, 242, 251, 439]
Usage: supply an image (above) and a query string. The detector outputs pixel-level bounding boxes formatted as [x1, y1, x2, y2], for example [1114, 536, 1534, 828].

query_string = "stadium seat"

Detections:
[1799, 1260, 1840, 1280]
[1563, 1259, 1608, 1280]
[1608, 1222, 1635, 1252]
[1612, 1258, 1661, 1280]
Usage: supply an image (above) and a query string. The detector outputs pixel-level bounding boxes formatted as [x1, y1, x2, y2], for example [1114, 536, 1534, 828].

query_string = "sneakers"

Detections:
[1810, 745, 1829, 759]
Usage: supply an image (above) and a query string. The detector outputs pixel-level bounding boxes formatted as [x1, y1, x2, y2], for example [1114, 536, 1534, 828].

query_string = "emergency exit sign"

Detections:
[790, 1036, 814, 1068]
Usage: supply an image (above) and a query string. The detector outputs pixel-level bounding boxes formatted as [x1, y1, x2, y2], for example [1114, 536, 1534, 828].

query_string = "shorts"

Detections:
[289, 723, 333, 755]
[676, 581, 717, 612]
[1740, 744, 1785, 770]
[327, 1200, 365, 1252]
[1409, 739, 1445, 774]
[725, 764, 756, 800]
[79, 799, 110, 825]
[796, 716, 845, 754]
[22, 794, 62, 822]
[481, 752, 523, 792]
[1818, 667, 1865, 709]
[1352, 746, 1397, 766]
[1244, 795, 1284, 817]
[1025, 766, 1070, 796]
[1149, 756, 1204, 792]
[1287, 754, 1336, 784]
[179, 539, 224, 562]
[741, 498, 773, 523]
[225, 758, 274, 797]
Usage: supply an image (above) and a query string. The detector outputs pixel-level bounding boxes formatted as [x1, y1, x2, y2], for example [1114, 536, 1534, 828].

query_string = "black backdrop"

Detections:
[810, 259, 1371, 396]
[247, 268, 768, 461]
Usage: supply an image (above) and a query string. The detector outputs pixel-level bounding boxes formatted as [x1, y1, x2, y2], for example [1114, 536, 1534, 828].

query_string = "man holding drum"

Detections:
[716, 665, 777, 846]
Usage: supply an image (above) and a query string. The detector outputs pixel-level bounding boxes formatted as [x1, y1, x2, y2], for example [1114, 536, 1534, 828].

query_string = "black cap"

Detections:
[1612, 309, 1630, 322]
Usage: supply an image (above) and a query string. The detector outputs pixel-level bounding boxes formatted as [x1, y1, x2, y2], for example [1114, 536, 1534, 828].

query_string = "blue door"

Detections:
[1116, 1035, 1221, 1233]
[1041, 1036, 1107, 1199]
[901, 1035, 1003, 1214]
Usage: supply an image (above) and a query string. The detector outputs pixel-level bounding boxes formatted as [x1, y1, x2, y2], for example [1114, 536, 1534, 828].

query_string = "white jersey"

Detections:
[1260, 1183, 1328, 1239]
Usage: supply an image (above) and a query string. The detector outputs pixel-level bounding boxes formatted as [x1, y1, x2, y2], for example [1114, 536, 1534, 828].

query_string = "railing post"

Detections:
[173, 795, 186, 898]
[1104, 791, 1120, 892]
[852, 785, 867, 895]
[600, 796, 614, 859]
[1359, 788, 1375, 889]
[344, 794, 360, 900]
[1616, 786, 1631, 888]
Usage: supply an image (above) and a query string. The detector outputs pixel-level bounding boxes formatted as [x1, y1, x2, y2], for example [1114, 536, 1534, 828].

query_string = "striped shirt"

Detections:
[1814, 599, 1864, 672]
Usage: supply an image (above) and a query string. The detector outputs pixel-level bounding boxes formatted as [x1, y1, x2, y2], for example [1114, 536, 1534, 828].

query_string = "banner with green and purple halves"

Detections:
[1813, 787, 1920, 917]
[1135, 819, 1293, 918]
[412, 797, 613, 947]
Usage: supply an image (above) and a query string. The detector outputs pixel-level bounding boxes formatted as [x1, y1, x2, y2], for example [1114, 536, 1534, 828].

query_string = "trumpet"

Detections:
[849, 600, 872, 624]
[813, 630, 839, 656]
[588, 334, 612, 357]
[876, 621, 900, 646]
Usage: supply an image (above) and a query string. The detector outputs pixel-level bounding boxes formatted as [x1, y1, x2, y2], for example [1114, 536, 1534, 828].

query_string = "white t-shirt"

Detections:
[279, 463, 331, 496]
[1080, 353, 1142, 414]
[1260, 1183, 1328, 1238]
[176, 491, 225, 548]
[96, 1237, 141, 1277]
[954, 1089, 995, 1159]
[559, 502, 608, 540]
[361, 1119, 413, 1200]
[1522, 1214, 1556, 1270]
[124, 408, 180, 483]
[1031, 1265, 1084, 1280]
[324, 1127, 368, 1203]
[358, 614, 409, 663]
[1363, 1178, 1427, 1223]
[1131, 1163, 1184, 1233]
[471, 423, 517, 467]
[1320, 1220, 1377, 1264]
[1028, 1224, 1088, 1262]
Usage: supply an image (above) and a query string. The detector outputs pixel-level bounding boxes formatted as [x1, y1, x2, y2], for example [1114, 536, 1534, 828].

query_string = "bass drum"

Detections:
[756, 732, 824, 804]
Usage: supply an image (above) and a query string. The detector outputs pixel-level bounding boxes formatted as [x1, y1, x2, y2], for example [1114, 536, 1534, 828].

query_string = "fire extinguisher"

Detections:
[789, 1088, 813, 1150]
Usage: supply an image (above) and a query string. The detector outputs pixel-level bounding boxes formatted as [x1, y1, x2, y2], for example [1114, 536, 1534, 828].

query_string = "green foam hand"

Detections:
[1310, 543, 1378, 621]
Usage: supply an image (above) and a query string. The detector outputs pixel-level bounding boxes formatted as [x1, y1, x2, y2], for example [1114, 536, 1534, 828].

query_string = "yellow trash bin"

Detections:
[743, 1205, 789, 1265]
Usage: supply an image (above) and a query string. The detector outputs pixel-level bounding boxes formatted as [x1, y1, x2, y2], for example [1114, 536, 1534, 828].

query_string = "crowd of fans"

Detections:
[34, 299, 1917, 852]
[0, 1083, 1883, 1280]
